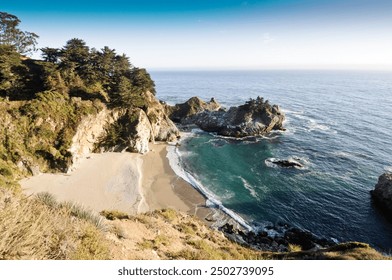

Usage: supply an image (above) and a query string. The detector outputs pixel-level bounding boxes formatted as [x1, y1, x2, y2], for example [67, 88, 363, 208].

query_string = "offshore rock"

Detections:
[165, 96, 222, 123]
[168, 96, 285, 137]
[371, 173, 392, 218]
[270, 159, 303, 168]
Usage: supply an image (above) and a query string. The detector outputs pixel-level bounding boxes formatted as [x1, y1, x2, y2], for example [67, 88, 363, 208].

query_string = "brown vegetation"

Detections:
[0, 189, 109, 260]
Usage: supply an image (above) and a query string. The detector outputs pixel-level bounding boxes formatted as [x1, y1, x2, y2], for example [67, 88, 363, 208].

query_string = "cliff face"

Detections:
[69, 108, 123, 170]
[68, 91, 179, 170]
[143, 91, 179, 142]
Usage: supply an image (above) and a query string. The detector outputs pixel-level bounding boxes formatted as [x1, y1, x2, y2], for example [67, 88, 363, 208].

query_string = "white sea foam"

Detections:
[264, 158, 279, 168]
[282, 109, 305, 115]
[290, 113, 336, 134]
[166, 144, 253, 231]
[385, 166, 392, 173]
[333, 151, 352, 158]
[240, 177, 259, 199]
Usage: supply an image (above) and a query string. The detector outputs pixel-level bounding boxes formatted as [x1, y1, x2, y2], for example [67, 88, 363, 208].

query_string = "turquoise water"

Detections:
[151, 70, 392, 251]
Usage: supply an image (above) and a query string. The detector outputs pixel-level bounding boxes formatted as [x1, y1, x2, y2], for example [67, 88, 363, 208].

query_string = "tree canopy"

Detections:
[0, 12, 39, 55]
[0, 11, 156, 109]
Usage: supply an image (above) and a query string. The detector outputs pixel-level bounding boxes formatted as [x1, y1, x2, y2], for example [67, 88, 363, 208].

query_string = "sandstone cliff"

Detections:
[68, 91, 179, 170]
[69, 108, 122, 170]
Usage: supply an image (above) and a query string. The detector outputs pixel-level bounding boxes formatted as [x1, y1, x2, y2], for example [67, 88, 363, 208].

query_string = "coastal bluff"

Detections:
[67, 91, 179, 171]
[371, 173, 392, 218]
[165, 96, 285, 137]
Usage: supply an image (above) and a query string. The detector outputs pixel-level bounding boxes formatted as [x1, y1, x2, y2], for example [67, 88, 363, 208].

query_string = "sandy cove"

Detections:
[21, 144, 208, 218]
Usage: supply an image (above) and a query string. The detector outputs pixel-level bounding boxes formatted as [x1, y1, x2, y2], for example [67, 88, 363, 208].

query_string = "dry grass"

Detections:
[105, 209, 263, 260]
[1, 187, 388, 260]
[0, 189, 109, 260]
[288, 243, 302, 252]
[262, 242, 390, 260]
[100, 210, 131, 220]
[103, 209, 390, 260]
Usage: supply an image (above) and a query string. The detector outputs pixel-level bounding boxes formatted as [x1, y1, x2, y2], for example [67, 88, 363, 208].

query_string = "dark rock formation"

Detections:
[167, 96, 285, 137]
[371, 173, 392, 218]
[165, 96, 221, 122]
[270, 159, 303, 168]
[219, 223, 335, 252]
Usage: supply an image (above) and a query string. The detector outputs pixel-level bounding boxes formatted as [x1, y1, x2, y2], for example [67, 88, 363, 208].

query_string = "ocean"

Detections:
[150, 70, 392, 252]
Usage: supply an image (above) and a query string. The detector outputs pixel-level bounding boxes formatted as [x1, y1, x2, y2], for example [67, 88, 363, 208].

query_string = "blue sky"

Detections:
[2, 0, 392, 70]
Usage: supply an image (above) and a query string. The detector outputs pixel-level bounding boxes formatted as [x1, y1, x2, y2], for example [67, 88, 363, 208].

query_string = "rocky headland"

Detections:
[371, 173, 392, 218]
[165, 96, 285, 137]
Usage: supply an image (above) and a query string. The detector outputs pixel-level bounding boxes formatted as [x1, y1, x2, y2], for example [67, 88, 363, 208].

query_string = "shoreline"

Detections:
[20, 143, 213, 224]
[141, 143, 213, 222]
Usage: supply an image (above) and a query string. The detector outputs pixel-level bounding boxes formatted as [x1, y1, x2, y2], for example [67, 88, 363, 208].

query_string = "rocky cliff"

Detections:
[166, 96, 285, 137]
[143, 91, 180, 142]
[68, 91, 179, 170]
[371, 173, 392, 218]
[69, 108, 122, 170]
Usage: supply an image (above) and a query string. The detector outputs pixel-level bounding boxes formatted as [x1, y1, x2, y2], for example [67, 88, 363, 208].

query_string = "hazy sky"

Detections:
[2, 0, 392, 70]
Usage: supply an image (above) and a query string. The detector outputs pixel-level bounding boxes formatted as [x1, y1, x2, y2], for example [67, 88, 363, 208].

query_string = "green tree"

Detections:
[0, 45, 28, 97]
[130, 68, 156, 95]
[0, 12, 39, 55]
[60, 38, 89, 70]
[41, 47, 61, 63]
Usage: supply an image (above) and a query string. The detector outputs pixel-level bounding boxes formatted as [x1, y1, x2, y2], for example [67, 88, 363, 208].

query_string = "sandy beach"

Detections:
[21, 143, 208, 218]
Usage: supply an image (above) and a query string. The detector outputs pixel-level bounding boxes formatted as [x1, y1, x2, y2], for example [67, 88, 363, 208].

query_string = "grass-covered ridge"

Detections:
[101, 209, 389, 260]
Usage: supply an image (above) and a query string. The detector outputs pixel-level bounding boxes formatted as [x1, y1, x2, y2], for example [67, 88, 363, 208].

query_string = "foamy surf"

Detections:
[166, 143, 253, 231]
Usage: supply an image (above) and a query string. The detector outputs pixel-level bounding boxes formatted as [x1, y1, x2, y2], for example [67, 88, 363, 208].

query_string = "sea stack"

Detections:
[371, 173, 392, 218]
[166, 96, 285, 137]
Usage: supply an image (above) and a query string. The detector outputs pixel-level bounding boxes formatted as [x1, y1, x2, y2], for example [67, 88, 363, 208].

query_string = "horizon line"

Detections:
[148, 66, 392, 72]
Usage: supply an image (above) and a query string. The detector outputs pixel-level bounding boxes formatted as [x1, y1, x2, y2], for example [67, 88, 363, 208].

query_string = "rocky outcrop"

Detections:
[268, 159, 304, 168]
[167, 96, 285, 137]
[165, 96, 222, 122]
[219, 223, 335, 252]
[69, 108, 123, 170]
[68, 91, 179, 171]
[371, 173, 392, 217]
[143, 91, 179, 142]
[119, 108, 152, 154]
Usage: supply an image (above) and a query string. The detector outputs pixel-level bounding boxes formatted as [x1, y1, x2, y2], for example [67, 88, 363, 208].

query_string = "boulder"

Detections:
[371, 173, 392, 218]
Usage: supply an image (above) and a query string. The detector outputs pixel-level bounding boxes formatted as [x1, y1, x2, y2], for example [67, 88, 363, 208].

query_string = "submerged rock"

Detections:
[371, 173, 392, 218]
[270, 159, 304, 168]
[167, 96, 285, 137]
